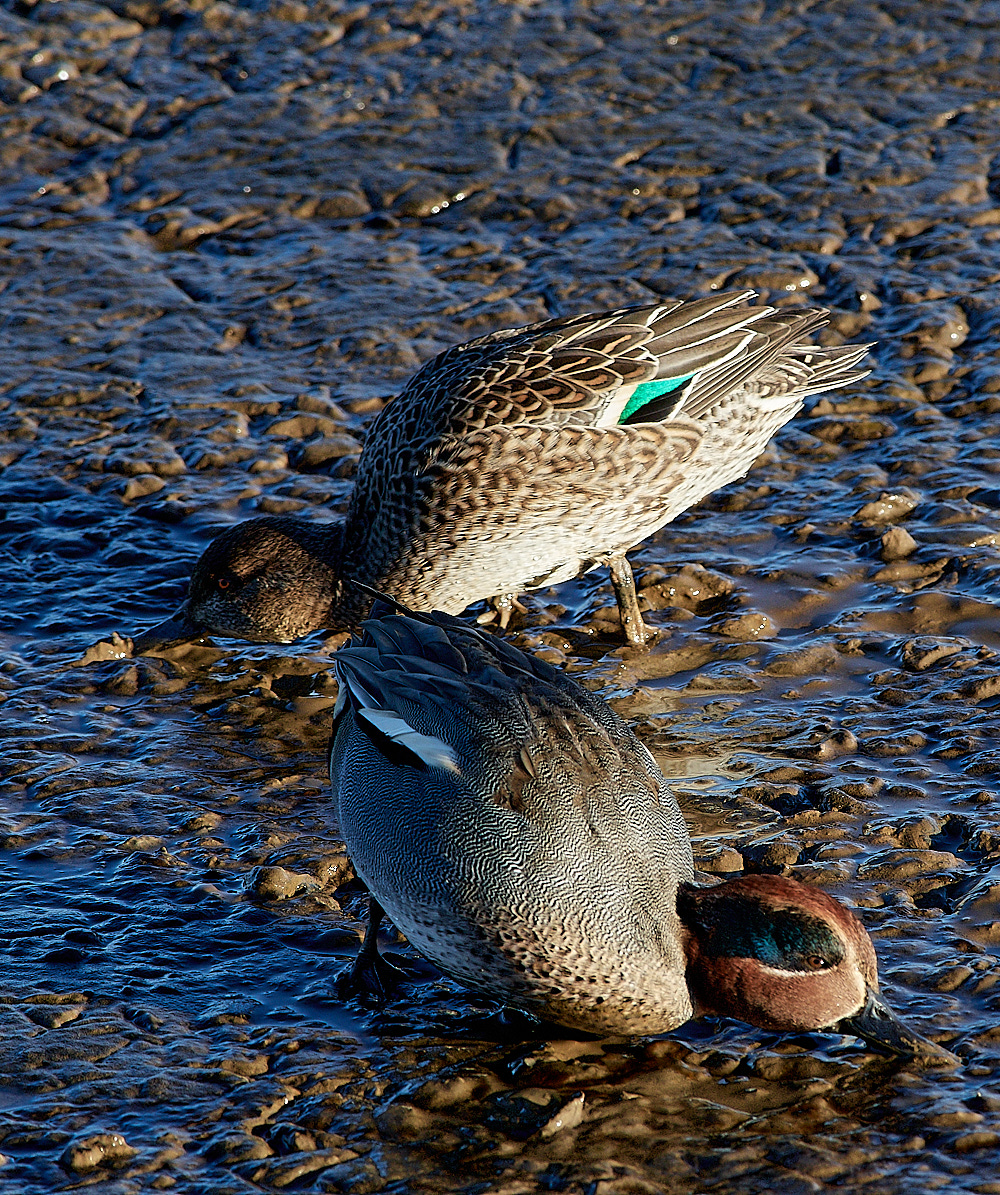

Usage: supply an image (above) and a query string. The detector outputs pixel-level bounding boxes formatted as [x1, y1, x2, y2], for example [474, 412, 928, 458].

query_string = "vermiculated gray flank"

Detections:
[330, 605, 696, 1035]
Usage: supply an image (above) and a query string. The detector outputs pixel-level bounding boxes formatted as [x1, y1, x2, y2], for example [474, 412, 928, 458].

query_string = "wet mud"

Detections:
[2, 0, 1000, 1191]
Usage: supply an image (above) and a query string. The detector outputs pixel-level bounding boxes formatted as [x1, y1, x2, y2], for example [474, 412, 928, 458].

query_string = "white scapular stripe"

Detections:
[358, 707, 460, 772]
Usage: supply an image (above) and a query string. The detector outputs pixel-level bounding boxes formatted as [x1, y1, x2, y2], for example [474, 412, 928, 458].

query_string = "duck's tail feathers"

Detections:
[638, 309, 872, 425]
[779, 339, 874, 399]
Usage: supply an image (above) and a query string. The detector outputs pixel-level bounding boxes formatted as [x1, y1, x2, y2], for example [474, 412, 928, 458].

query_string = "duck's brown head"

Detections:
[132, 516, 347, 649]
[678, 874, 933, 1055]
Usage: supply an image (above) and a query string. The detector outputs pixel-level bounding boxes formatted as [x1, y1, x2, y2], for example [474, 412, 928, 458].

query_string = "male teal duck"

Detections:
[329, 604, 929, 1052]
[134, 292, 870, 650]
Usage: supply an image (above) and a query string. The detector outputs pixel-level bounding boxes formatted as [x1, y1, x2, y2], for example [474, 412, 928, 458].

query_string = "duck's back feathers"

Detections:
[333, 605, 638, 788]
[342, 293, 870, 613]
[362, 292, 777, 446]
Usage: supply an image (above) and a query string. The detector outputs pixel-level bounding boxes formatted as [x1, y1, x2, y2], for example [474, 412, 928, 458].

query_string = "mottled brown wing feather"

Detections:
[399, 325, 659, 435]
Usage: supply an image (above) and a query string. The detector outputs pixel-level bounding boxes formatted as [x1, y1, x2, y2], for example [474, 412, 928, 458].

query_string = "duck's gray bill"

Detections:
[131, 602, 201, 653]
[838, 988, 938, 1057]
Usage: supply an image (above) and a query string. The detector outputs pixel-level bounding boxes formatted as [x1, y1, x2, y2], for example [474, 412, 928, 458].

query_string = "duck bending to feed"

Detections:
[328, 603, 931, 1052]
[133, 292, 870, 651]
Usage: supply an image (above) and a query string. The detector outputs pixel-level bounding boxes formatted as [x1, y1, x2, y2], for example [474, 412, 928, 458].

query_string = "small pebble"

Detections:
[714, 612, 777, 640]
[60, 1134, 136, 1174]
[854, 490, 919, 524]
[881, 525, 918, 560]
[248, 866, 318, 901]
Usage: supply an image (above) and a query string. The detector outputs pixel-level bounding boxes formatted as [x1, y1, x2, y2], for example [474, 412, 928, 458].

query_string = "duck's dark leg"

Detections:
[337, 896, 405, 1003]
[608, 555, 651, 647]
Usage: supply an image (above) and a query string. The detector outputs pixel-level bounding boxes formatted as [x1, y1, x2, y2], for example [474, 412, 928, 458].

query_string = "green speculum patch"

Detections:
[619, 374, 692, 422]
[708, 902, 844, 971]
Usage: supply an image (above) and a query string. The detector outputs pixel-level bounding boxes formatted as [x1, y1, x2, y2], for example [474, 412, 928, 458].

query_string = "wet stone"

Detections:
[248, 865, 324, 908]
[60, 1132, 137, 1173]
[118, 472, 166, 501]
[951, 1131, 1000, 1153]
[857, 849, 962, 884]
[933, 966, 975, 993]
[205, 1133, 273, 1164]
[105, 440, 187, 478]
[194, 999, 262, 1028]
[763, 644, 840, 678]
[25, 1004, 84, 1029]
[854, 491, 920, 524]
[881, 526, 919, 560]
[695, 846, 744, 874]
[897, 817, 942, 850]
[262, 1147, 359, 1188]
[639, 564, 735, 612]
[268, 414, 352, 440]
[816, 788, 869, 815]
[811, 729, 859, 761]
[743, 839, 801, 874]
[714, 612, 777, 640]
[900, 636, 965, 671]
[375, 1103, 434, 1140]
[295, 435, 363, 470]
[749, 1054, 852, 1083]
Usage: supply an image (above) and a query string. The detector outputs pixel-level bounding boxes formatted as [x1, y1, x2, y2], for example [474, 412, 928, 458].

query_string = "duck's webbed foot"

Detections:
[476, 593, 527, 629]
[606, 555, 651, 647]
[336, 897, 405, 1005]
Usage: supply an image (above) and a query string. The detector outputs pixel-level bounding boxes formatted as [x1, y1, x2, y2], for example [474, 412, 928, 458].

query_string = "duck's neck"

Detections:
[302, 517, 378, 630]
[256, 514, 359, 633]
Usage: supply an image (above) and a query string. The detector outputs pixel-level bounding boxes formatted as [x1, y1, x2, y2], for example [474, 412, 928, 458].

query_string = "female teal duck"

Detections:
[135, 292, 869, 650]
[329, 604, 928, 1051]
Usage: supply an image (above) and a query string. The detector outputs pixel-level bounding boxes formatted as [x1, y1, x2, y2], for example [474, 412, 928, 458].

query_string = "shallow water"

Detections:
[2, 0, 1000, 1190]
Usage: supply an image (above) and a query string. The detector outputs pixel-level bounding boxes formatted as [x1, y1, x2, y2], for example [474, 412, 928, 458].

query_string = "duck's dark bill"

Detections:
[838, 989, 941, 1058]
[131, 603, 201, 653]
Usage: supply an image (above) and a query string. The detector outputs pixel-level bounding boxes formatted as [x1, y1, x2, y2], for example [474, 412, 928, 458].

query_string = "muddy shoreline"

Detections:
[2, 0, 1000, 1191]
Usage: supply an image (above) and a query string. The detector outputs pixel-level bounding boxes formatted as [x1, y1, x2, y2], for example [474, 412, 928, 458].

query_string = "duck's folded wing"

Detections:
[371, 292, 774, 441]
[353, 706, 460, 772]
[334, 652, 467, 771]
[334, 638, 544, 774]
[638, 308, 870, 425]
[485, 690, 692, 882]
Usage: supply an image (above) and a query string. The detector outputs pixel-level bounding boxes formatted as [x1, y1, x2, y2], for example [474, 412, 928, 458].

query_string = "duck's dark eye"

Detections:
[217, 577, 231, 591]
[805, 954, 831, 971]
